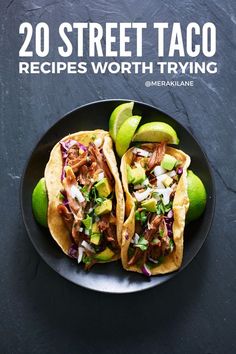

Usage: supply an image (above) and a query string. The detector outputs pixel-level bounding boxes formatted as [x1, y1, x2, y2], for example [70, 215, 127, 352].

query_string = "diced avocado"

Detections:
[141, 198, 157, 212]
[91, 222, 100, 234]
[91, 223, 101, 245]
[163, 176, 173, 187]
[133, 168, 146, 185]
[82, 215, 92, 230]
[95, 178, 112, 198]
[127, 165, 134, 184]
[161, 154, 177, 171]
[127, 164, 146, 185]
[95, 199, 112, 216]
[90, 233, 101, 245]
[95, 247, 115, 261]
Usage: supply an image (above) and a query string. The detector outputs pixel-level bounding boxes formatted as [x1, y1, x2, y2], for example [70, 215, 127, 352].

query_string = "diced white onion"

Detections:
[156, 180, 165, 189]
[132, 148, 151, 157]
[77, 247, 84, 264]
[70, 185, 85, 202]
[133, 178, 149, 190]
[81, 240, 95, 253]
[156, 173, 168, 182]
[155, 174, 170, 189]
[94, 138, 102, 147]
[84, 229, 90, 236]
[153, 166, 166, 177]
[133, 188, 152, 202]
[97, 172, 104, 181]
[156, 187, 172, 205]
[134, 184, 143, 190]
[167, 170, 176, 177]
[134, 233, 140, 244]
[88, 208, 93, 213]
[79, 227, 83, 232]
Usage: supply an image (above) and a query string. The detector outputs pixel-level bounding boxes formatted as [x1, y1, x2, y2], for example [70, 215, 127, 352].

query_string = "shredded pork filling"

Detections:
[56, 139, 119, 268]
[127, 143, 180, 268]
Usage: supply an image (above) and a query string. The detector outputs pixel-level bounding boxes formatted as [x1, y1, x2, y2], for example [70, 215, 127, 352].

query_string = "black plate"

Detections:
[21, 99, 215, 293]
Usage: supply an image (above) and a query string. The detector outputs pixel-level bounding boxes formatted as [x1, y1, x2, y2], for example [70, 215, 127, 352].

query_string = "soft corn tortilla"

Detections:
[44, 129, 124, 262]
[120, 144, 191, 275]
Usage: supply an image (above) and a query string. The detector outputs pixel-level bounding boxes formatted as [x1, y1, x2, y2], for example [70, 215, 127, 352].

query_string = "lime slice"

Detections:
[133, 122, 179, 144]
[109, 101, 134, 141]
[32, 177, 48, 227]
[116, 115, 142, 158]
[186, 170, 207, 223]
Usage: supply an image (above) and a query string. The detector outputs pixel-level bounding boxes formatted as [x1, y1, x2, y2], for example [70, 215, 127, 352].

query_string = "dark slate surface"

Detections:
[1, 0, 236, 353]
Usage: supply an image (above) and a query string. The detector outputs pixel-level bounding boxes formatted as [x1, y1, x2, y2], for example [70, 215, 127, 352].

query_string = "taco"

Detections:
[44, 129, 124, 269]
[120, 143, 191, 276]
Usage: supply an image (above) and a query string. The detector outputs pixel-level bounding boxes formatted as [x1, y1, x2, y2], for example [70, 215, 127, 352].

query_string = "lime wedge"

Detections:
[109, 101, 134, 141]
[116, 115, 142, 157]
[32, 177, 48, 227]
[186, 170, 207, 223]
[133, 122, 179, 144]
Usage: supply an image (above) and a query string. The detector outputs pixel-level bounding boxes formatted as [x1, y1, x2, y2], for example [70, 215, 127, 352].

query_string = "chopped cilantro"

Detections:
[156, 202, 165, 215]
[169, 238, 175, 252]
[134, 236, 148, 251]
[82, 255, 92, 264]
[135, 210, 147, 225]
[90, 186, 97, 200]
[164, 201, 173, 213]
[90, 187, 106, 205]
[96, 197, 106, 205]
[58, 192, 65, 201]
[156, 200, 173, 215]
[81, 186, 90, 202]
[135, 210, 140, 219]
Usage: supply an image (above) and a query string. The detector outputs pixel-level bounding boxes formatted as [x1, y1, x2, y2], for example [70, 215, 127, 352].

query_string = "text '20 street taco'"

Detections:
[44, 129, 124, 269]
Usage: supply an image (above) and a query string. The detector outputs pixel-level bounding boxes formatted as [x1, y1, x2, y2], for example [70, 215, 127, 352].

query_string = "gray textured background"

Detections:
[1, 0, 236, 353]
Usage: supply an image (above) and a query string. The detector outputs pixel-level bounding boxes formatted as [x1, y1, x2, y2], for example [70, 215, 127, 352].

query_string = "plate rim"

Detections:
[20, 99, 216, 294]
